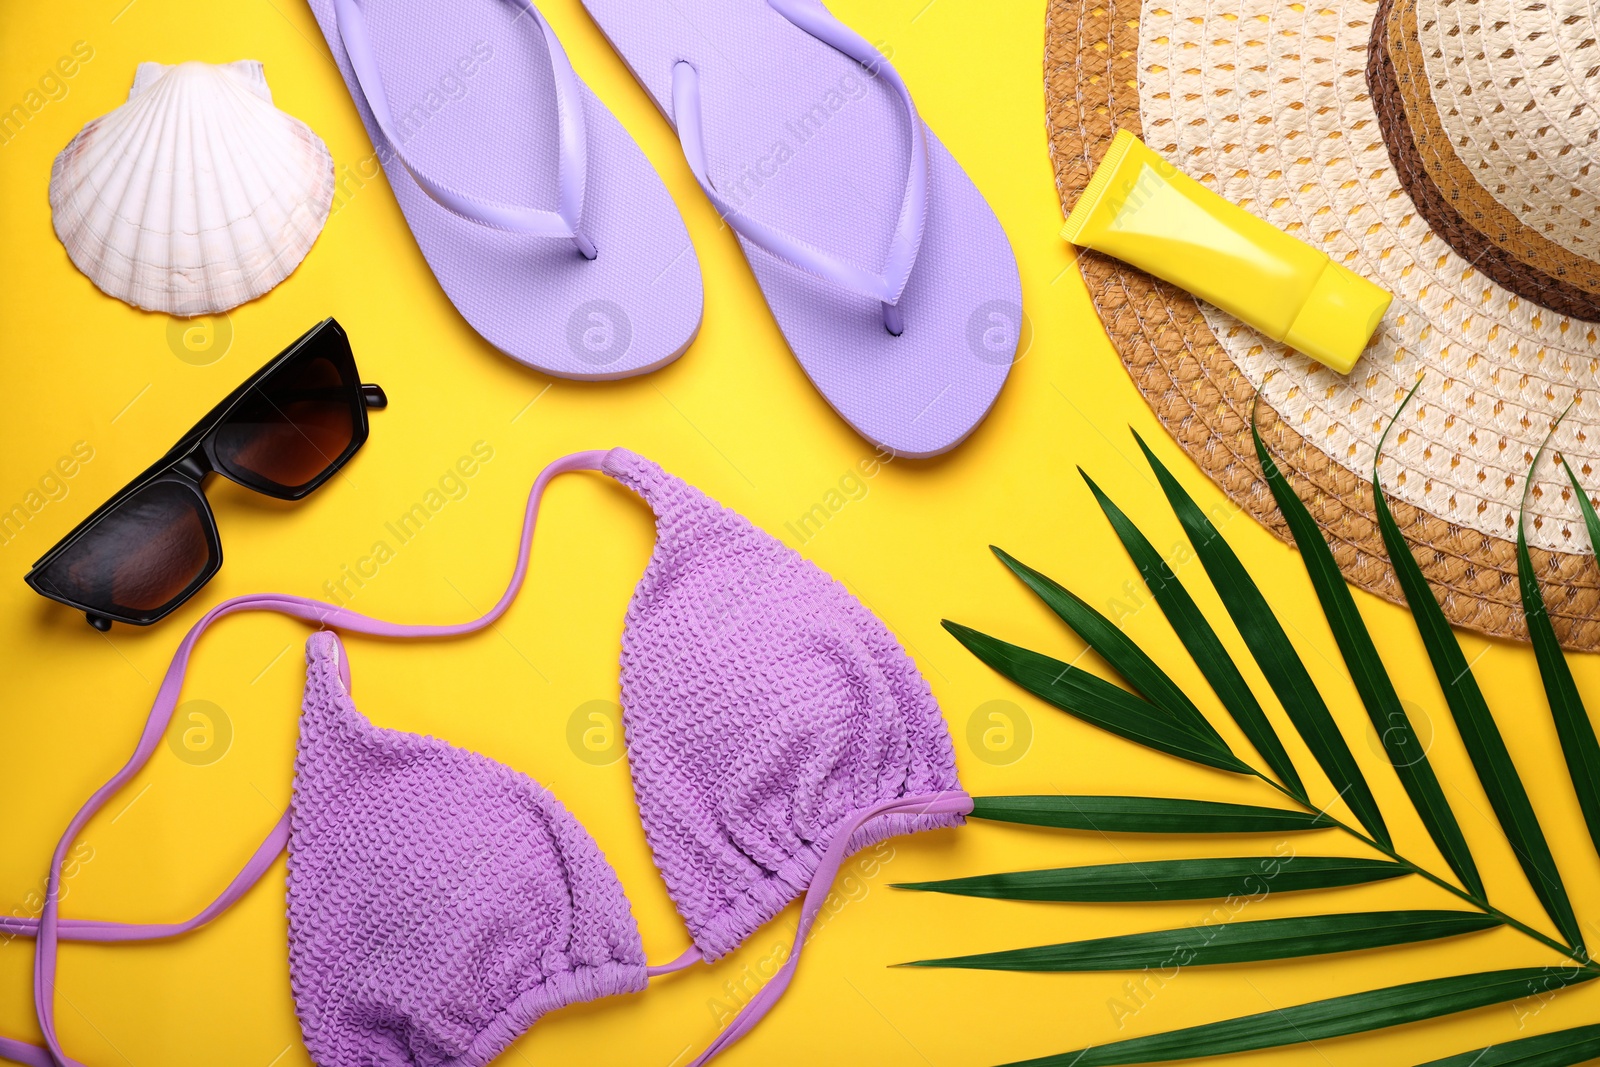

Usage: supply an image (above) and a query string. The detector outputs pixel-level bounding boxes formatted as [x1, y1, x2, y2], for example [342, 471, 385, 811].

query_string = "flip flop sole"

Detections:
[308, 0, 703, 380]
[581, 0, 1020, 454]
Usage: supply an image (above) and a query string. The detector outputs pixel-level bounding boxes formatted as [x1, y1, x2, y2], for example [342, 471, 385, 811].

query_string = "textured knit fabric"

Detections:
[602, 448, 964, 960]
[287, 631, 647, 1067]
[302, 0, 703, 379]
[7, 448, 968, 1067]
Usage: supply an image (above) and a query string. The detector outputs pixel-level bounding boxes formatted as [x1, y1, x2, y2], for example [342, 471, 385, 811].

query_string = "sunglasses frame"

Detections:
[25, 318, 385, 630]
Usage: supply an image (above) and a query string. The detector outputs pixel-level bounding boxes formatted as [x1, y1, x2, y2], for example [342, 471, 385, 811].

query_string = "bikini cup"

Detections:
[289, 631, 647, 1067]
[3, 448, 970, 1067]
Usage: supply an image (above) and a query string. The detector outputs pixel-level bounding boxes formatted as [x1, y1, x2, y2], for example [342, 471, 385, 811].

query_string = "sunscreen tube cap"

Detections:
[1283, 261, 1393, 374]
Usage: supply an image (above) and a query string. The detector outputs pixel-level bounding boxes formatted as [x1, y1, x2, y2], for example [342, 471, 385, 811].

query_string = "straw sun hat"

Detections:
[1046, 0, 1600, 648]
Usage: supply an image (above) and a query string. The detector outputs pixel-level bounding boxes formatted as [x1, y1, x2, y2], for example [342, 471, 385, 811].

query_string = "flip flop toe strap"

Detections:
[333, 0, 597, 258]
[670, 0, 929, 334]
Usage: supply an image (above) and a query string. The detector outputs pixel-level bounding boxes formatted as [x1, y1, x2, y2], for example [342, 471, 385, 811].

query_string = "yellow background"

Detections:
[4, 1, 1600, 1064]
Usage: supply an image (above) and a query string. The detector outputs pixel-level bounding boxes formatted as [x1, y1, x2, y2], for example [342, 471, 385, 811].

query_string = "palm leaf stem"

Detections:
[1119, 399, 1589, 970]
[1239, 767, 1592, 970]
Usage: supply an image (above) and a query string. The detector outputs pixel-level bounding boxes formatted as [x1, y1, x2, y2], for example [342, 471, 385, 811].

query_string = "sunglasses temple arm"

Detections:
[360, 383, 387, 409]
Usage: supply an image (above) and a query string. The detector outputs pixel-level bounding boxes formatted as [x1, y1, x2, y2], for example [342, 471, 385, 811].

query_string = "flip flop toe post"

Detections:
[584, 0, 1021, 454]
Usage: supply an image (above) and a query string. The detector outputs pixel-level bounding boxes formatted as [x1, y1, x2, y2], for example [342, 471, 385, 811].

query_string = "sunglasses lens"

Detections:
[212, 350, 357, 493]
[31, 480, 216, 620]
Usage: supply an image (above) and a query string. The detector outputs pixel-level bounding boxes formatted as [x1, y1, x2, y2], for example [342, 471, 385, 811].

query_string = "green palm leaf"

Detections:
[1000, 968, 1595, 1067]
[969, 795, 1333, 834]
[1250, 416, 1482, 897]
[1373, 406, 1583, 951]
[1563, 458, 1600, 553]
[1419, 1023, 1600, 1067]
[892, 856, 1405, 902]
[1081, 470, 1306, 798]
[1135, 430, 1391, 846]
[901, 910, 1500, 971]
[989, 546, 1225, 748]
[926, 408, 1600, 1064]
[1519, 455, 1600, 865]
[942, 620, 1251, 773]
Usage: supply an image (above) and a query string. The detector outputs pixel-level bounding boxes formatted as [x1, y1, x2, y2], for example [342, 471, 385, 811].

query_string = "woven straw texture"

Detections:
[1412, 0, 1600, 266]
[1044, 0, 1600, 649]
[1374, 0, 1600, 318]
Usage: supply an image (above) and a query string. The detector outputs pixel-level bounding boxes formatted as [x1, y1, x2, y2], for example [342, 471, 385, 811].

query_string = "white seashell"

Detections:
[49, 61, 335, 316]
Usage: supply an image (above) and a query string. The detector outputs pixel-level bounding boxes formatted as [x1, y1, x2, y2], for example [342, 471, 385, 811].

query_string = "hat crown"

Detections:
[1372, 0, 1600, 315]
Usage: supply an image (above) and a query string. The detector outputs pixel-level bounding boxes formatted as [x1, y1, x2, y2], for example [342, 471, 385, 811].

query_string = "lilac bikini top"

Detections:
[3, 449, 970, 1067]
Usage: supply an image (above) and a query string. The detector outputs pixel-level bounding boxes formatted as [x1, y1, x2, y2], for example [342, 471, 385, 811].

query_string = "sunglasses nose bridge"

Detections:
[171, 452, 212, 483]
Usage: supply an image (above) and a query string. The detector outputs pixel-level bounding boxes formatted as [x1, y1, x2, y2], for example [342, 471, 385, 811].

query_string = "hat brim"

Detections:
[1044, 0, 1600, 650]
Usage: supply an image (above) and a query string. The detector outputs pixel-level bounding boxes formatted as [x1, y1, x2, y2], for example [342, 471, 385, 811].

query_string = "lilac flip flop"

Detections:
[306, 0, 703, 380]
[580, 0, 1020, 455]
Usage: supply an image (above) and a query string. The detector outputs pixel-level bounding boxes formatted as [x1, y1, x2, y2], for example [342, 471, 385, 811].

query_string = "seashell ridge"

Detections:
[49, 60, 335, 316]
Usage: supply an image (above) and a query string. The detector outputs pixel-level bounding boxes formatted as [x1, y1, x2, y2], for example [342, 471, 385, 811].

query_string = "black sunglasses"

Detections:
[26, 318, 386, 630]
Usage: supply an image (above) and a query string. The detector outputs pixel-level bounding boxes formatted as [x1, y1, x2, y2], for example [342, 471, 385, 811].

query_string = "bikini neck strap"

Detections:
[15, 450, 608, 1067]
[10, 447, 972, 1067]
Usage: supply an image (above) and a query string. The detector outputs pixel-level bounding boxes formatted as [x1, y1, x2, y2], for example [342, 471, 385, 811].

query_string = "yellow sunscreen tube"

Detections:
[1063, 130, 1391, 374]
